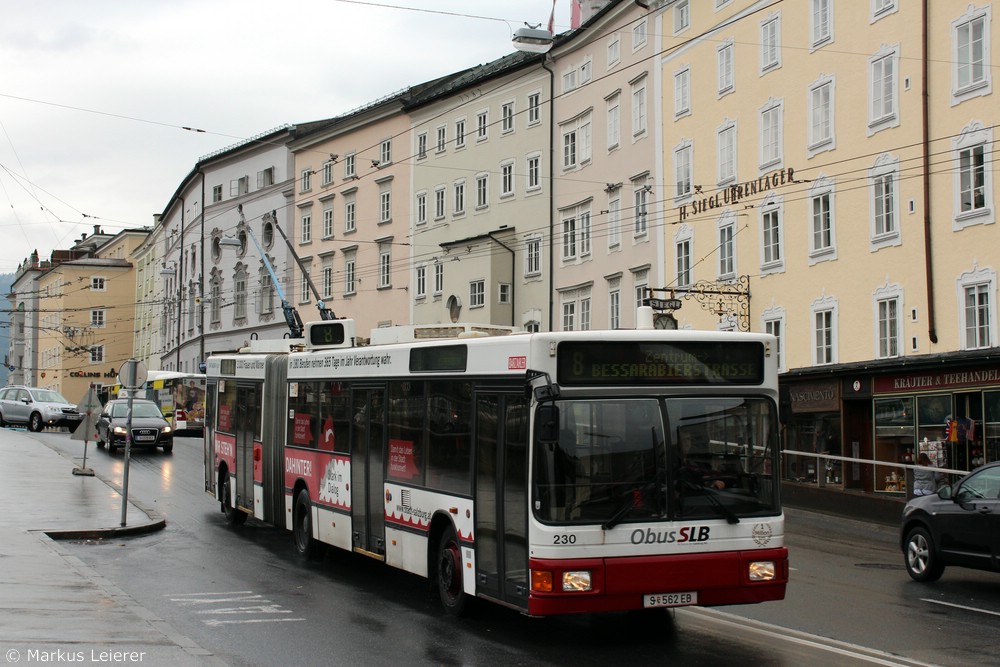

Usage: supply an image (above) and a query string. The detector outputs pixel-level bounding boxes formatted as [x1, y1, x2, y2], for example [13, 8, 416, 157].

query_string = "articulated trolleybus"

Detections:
[204, 309, 787, 616]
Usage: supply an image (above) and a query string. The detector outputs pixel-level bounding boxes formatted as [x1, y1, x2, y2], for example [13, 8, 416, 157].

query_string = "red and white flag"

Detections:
[548, 0, 557, 33]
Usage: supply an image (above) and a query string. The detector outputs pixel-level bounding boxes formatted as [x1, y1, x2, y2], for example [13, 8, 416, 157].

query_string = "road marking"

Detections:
[921, 598, 1000, 617]
[167, 590, 306, 626]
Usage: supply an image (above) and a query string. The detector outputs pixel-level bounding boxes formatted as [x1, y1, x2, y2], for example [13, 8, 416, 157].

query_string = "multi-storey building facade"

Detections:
[654, 0, 1000, 498]
[132, 215, 165, 372]
[34, 228, 146, 402]
[7, 251, 46, 387]
[289, 94, 416, 334]
[551, 0, 666, 332]
[406, 54, 551, 331]
[158, 126, 303, 373]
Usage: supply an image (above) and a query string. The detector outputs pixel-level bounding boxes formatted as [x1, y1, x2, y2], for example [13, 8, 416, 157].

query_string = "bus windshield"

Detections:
[533, 396, 779, 526]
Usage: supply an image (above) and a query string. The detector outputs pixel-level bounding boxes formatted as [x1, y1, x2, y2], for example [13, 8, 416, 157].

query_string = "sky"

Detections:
[0, 0, 567, 274]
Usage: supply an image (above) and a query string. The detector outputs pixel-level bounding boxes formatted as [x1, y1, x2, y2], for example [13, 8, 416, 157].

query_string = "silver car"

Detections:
[0, 386, 82, 432]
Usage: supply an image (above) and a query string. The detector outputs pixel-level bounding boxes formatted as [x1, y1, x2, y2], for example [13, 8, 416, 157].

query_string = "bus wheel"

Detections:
[436, 526, 468, 616]
[221, 475, 247, 526]
[293, 489, 318, 559]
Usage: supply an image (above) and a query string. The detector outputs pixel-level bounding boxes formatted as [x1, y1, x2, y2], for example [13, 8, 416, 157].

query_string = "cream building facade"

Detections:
[654, 0, 1000, 498]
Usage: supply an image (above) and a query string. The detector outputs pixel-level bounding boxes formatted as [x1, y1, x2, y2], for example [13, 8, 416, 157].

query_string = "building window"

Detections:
[562, 301, 576, 331]
[477, 111, 488, 141]
[607, 34, 620, 67]
[607, 197, 621, 249]
[676, 238, 692, 288]
[300, 212, 312, 244]
[876, 295, 901, 359]
[344, 193, 356, 233]
[299, 264, 311, 304]
[633, 183, 649, 237]
[811, 0, 832, 47]
[344, 152, 356, 179]
[344, 253, 356, 295]
[609, 279, 621, 330]
[320, 162, 332, 186]
[869, 47, 899, 131]
[476, 174, 489, 209]
[719, 220, 735, 279]
[674, 0, 690, 34]
[259, 272, 275, 315]
[953, 123, 994, 227]
[210, 278, 221, 324]
[561, 113, 592, 170]
[231, 176, 249, 196]
[455, 119, 466, 148]
[528, 93, 541, 125]
[380, 139, 392, 165]
[525, 236, 541, 277]
[501, 162, 514, 198]
[321, 266, 332, 300]
[814, 308, 835, 365]
[562, 216, 577, 261]
[379, 185, 392, 223]
[91, 309, 105, 328]
[527, 155, 541, 190]
[300, 169, 312, 193]
[761, 199, 784, 272]
[870, 155, 900, 248]
[435, 187, 446, 220]
[764, 315, 785, 371]
[498, 283, 511, 305]
[674, 67, 690, 117]
[760, 14, 781, 72]
[563, 69, 577, 93]
[809, 78, 834, 151]
[323, 205, 334, 239]
[561, 205, 591, 261]
[436, 126, 447, 153]
[234, 267, 247, 320]
[470, 280, 485, 308]
[417, 132, 427, 159]
[633, 269, 648, 312]
[379, 246, 391, 288]
[718, 40, 734, 94]
[718, 122, 736, 184]
[90, 345, 104, 364]
[212, 185, 223, 203]
[674, 142, 692, 199]
[631, 77, 647, 136]
[953, 8, 991, 102]
[810, 187, 835, 258]
[416, 192, 427, 225]
[873, 0, 896, 20]
[91, 277, 106, 291]
[760, 99, 783, 168]
[453, 180, 465, 216]
[959, 267, 996, 350]
[607, 94, 620, 149]
[632, 20, 647, 50]
[501, 102, 514, 133]
[433, 263, 443, 295]
[415, 265, 427, 300]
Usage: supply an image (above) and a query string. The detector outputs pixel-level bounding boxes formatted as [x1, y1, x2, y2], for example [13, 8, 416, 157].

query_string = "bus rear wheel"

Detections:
[221, 475, 247, 526]
[436, 526, 468, 616]
[293, 489, 319, 559]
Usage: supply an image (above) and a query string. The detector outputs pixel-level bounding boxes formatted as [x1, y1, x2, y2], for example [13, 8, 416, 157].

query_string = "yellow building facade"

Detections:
[655, 0, 998, 499]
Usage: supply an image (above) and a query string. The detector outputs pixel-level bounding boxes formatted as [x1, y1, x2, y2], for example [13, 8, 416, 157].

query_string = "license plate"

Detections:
[135, 435, 156, 442]
[644, 591, 697, 608]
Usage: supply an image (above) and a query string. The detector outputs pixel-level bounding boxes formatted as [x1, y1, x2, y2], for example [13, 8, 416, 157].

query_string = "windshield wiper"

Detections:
[683, 481, 739, 524]
[602, 493, 639, 530]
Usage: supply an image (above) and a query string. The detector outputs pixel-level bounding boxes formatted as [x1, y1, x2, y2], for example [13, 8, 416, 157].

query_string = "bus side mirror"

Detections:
[536, 403, 560, 444]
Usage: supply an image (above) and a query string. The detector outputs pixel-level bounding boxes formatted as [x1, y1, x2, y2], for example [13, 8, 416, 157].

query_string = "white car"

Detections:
[0, 386, 82, 432]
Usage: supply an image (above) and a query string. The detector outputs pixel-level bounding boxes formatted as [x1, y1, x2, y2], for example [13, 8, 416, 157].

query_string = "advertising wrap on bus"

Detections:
[204, 322, 787, 618]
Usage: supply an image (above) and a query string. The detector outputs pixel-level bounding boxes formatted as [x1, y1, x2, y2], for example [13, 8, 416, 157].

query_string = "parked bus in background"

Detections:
[204, 309, 787, 616]
[111, 371, 206, 435]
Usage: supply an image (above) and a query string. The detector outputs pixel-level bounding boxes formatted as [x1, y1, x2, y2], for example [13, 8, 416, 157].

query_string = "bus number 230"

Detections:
[553, 534, 577, 545]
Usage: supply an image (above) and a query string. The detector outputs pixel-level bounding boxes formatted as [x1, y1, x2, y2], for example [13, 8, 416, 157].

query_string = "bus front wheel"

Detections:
[436, 526, 468, 616]
[293, 489, 319, 559]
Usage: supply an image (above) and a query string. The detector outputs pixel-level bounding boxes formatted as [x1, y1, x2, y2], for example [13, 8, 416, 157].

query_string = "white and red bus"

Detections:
[204, 310, 787, 616]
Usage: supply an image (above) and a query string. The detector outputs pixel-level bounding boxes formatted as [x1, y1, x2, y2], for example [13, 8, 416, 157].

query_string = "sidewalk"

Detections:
[0, 427, 224, 665]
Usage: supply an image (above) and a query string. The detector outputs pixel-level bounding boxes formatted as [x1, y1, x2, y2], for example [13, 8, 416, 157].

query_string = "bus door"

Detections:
[351, 386, 386, 558]
[204, 381, 217, 494]
[234, 383, 260, 513]
[474, 391, 529, 610]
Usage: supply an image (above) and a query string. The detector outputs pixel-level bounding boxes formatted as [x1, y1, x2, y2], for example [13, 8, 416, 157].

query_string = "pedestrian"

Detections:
[912, 452, 940, 496]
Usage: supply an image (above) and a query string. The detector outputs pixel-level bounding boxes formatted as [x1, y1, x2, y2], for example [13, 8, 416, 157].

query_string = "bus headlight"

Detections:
[748, 561, 776, 581]
[562, 571, 592, 592]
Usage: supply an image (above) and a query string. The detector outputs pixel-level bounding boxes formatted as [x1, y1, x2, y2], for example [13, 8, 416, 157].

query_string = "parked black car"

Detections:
[96, 399, 173, 454]
[900, 461, 1000, 582]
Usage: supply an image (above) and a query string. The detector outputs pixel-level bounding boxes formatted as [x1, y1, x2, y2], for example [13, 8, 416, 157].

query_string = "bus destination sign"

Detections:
[557, 341, 764, 386]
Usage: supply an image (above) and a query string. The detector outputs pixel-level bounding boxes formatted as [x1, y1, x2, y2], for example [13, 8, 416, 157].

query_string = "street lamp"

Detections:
[512, 25, 554, 53]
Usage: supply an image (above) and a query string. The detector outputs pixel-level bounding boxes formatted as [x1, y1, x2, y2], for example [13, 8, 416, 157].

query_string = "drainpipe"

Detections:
[921, 0, 938, 344]
[176, 199, 184, 370]
[199, 171, 206, 369]
[489, 232, 516, 327]
[543, 55, 555, 332]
